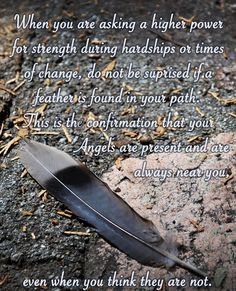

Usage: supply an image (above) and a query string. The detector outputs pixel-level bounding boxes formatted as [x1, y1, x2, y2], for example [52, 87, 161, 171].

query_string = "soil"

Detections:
[0, 1, 235, 291]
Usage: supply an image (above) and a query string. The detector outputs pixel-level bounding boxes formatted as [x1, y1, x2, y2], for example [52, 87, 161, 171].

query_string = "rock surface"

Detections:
[84, 133, 236, 291]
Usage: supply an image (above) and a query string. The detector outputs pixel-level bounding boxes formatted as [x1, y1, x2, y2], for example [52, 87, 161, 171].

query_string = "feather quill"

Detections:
[18, 139, 206, 277]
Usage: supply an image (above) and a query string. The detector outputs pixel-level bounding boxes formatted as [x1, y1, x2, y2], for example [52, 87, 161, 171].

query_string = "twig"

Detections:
[0, 85, 17, 96]
[148, 29, 185, 47]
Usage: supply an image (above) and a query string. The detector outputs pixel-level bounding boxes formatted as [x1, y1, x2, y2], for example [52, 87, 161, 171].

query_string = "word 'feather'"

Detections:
[18, 139, 206, 277]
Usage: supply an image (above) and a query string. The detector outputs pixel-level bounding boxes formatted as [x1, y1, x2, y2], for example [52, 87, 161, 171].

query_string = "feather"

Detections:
[18, 139, 206, 277]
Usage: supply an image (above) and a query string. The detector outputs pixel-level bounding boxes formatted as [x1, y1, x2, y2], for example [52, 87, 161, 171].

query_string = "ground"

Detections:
[0, 1, 236, 291]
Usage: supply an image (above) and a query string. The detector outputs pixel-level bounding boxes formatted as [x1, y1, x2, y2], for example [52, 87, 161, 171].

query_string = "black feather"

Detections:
[18, 139, 206, 277]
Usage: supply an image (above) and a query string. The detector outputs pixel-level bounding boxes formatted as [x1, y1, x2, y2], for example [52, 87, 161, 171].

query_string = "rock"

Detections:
[83, 133, 236, 290]
[214, 267, 226, 287]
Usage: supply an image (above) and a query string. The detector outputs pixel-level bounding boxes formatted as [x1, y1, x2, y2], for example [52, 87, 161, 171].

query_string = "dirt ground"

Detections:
[0, 0, 236, 291]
